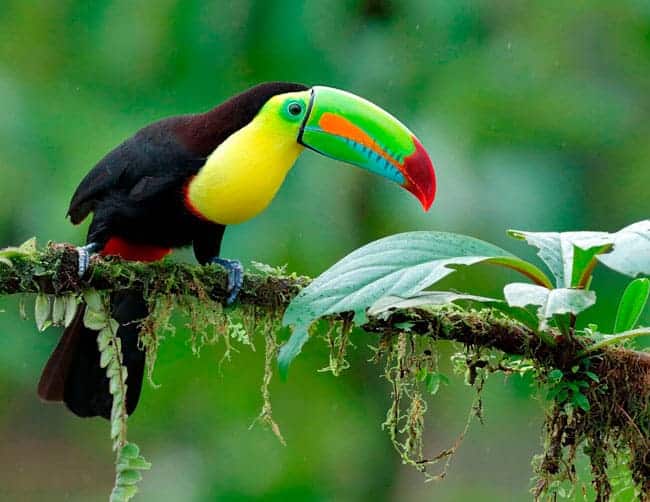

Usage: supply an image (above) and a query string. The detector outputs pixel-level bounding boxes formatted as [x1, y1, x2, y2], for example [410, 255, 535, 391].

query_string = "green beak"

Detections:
[298, 86, 436, 210]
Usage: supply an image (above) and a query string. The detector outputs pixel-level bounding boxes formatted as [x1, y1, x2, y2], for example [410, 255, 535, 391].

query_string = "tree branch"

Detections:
[2, 242, 649, 378]
[3, 242, 649, 498]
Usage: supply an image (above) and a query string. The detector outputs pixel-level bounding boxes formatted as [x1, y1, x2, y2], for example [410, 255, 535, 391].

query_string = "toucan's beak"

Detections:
[298, 86, 436, 210]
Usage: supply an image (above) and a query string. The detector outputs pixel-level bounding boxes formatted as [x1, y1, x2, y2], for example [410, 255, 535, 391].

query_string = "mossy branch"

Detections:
[3, 242, 650, 499]
[0, 243, 309, 306]
[1, 242, 649, 373]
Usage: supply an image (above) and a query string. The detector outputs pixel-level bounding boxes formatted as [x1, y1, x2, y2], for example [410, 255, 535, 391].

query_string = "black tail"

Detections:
[38, 291, 147, 419]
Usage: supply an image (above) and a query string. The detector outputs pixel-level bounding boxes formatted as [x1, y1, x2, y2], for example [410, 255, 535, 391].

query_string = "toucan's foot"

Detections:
[77, 242, 101, 277]
[211, 258, 243, 305]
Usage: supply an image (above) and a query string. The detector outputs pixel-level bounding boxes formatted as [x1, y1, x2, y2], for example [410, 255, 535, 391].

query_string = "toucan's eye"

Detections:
[288, 102, 303, 116]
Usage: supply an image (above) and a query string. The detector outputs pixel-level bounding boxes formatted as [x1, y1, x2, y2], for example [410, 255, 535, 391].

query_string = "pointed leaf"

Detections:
[83, 308, 107, 330]
[109, 375, 121, 394]
[425, 372, 449, 395]
[117, 469, 142, 486]
[34, 294, 52, 332]
[572, 242, 613, 288]
[52, 296, 66, 326]
[504, 283, 596, 320]
[614, 278, 650, 333]
[0, 237, 37, 262]
[111, 417, 122, 441]
[120, 442, 140, 459]
[18, 237, 37, 254]
[110, 485, 138, 501]
[598, 220, 650, 277]
[572, 392, 591, 412]
[280, 231, 544, 373]
[100, 347, 113, 369]
[64, 294, 79, 327]
[368, 291, 501, 318]
[580, 327, 650, 354]
[83, 289, 104, 312]
[278, 326, 308, 379]
[508, 230, 611, 287]
[123, 457, 152, 470]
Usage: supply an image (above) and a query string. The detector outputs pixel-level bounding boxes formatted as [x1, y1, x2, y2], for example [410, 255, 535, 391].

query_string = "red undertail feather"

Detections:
[101, 237, 171, 262]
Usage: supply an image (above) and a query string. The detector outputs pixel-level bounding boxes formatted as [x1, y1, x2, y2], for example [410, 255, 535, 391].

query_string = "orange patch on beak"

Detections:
[318, 113, 402, 171]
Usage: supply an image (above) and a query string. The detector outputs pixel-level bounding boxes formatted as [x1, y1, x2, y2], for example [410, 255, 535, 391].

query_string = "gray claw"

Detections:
[211, 258, 243, 305]
[77, 242, 100, 278]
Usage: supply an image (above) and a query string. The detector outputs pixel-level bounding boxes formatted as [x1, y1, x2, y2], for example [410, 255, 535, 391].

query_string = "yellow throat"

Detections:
[187, 95, 305, 225]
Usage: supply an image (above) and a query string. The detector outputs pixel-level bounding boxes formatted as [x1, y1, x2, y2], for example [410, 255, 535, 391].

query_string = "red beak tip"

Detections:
[404, 135, 436, 212]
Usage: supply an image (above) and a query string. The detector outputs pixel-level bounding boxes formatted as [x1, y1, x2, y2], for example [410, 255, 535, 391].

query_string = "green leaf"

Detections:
[367, 291, 502, 318]
[84, 308, 108, 330]
[64, 294, 79, 327]
[109, 375, 121, 394]
[52, 296, 66, 326]
[548, 369, 563, 382]
[580, 327, 650, 355]
[280, 231, 548, 374]
[572, 242, 613, 288]
[278, 326, 308, 379]
[614, 278, 650, 333]
[18, 237, 37, 254]
[122, 457, 152, 470]
[110, 485, 138, 502]
[34, 294, 52, 332]
[598, 220, 650, 278]
[503, 283, 596, 321]
[110, 416, 122, 442]
[100, 346, 114, 369]
[572, 392, 591, 412]
[508, 229, 612, 287]
[120, 443, 140, 459]
[425, 372, 449, 395]
[83, 289, 104, 312]
[0, 237, 38, 264]
[117, 469, 142, 486]
[370, 291, 540, 330]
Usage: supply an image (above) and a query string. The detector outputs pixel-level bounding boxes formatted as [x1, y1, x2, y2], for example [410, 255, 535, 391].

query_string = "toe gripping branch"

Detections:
[211, 258, 244, 305]
[77, 242, 101, 278]
[75, 244, 243, 305]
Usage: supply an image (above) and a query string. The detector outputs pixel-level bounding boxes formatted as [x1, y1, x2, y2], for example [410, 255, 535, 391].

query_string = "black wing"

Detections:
[68, 116, 204, 224]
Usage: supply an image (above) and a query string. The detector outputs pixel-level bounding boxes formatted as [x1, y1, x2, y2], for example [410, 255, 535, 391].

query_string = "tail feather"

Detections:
[38, 291, 147, 419]
[38, 306, 86, 402]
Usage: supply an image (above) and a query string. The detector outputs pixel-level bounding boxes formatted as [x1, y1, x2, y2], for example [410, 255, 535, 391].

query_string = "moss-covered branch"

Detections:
[1, 242, 648, 370]
[0, 243, 309, 307]
[3, 242, 650, 499]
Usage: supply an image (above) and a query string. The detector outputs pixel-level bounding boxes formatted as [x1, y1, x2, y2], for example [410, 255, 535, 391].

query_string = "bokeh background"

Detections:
[0, 1, 649, 500]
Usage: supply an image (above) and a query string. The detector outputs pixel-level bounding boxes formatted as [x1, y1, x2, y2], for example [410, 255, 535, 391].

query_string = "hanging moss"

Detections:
[3, 243, 650, 499]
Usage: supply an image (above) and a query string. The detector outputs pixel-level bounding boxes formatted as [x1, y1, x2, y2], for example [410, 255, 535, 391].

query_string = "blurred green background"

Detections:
[0, 1, 648, 500]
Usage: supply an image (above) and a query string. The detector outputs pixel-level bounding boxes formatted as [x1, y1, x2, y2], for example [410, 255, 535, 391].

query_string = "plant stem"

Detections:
[579, 328, 650, 356]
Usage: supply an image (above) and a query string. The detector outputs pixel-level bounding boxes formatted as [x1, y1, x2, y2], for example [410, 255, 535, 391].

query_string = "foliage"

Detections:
[278, 231, 550, 377]
[1, 217, 649, 500]
[281, 219, 650, 499]
[87, 289, 152, 501]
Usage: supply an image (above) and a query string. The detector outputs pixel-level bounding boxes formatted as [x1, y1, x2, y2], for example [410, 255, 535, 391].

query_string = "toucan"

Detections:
[37, 82, 436, 419]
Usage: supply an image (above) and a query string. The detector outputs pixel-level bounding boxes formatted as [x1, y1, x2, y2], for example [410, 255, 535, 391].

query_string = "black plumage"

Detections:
[39, 82, 308, 418]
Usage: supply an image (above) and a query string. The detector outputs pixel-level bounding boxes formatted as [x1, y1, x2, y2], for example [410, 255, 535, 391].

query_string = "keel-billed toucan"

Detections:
[38, 82, 436, 419]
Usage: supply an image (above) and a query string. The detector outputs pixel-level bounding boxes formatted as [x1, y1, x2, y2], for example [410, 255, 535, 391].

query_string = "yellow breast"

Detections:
[187, 113, 304, 225]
